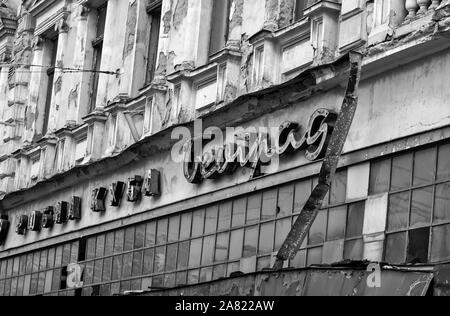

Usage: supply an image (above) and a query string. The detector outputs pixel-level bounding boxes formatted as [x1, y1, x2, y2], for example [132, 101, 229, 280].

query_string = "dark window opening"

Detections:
[294, 0, 307, 22]
[89, 4, 108, 113]
[146, 3, 162, 84]
[209, 0, 230, 57]
[42, 35, 59, 136]
[407, 227, 430, 264]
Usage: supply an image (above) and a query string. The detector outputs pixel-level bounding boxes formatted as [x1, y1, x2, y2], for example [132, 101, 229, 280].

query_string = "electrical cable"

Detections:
[0, 62, 118, 75]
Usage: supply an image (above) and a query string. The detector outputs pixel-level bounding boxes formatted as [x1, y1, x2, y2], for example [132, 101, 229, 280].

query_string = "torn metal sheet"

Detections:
[129, 265, 433, 297]
[273, 52, 364, 270]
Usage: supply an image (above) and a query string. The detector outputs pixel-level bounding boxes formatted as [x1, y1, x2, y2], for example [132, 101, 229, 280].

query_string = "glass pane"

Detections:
[111, 256, 122, 281]
[177, 241, 190, 270]
[168, 215, 180, 243]
[215, 232, 229, 262]
[247, 193, 262, 224]
[105, 232, 115, 256]
[62, 244, 71, 265]
[143, 249, 154, 275]
[294, 179, 311, 212]
[86, 237, 96, 260]
[95, 235, 105, 258]
[307, 247, 323, 266]
[243, 226, 258, 258]
[257, 256, 271, 271]
[229, 229, 244, 260]
[201, 236, 215, 266]
[327, 206, 347, 241]
[369, 159, 391, 195]
[413, 148, 437, 186]
[165, 273, 176, 288]
[188, 270, 200, 285]
[21, 255, 28, 274]
[32, 253, 40, 273]
[188, 239, 202, 268]
[134, 224, 146, 249]
[278, 184, 294, 216]
[218, 202, 232, 231]
[227, 262, 240, 277]
[344, 239, 363, 261]
[131, 279, 141, 291]
[102, 257, 112, 282]
[71, 242, 79, 263]
[385, 232, 406, 264]
[275, 218, 292, 250]
[156, 219, 168, 245]
[84, 261, 94, 285]
[191, 210, 205, 238]
[200, 267, 213, 283]
[388, 192, 410, 231]
[308, 211, 327, 245]
[431, 224, 450, 262]
[261, 189, 278, 220]
[406, 227, 430, 264]
[291, 250, 307, 268]
[391, 154, 413, 191]
[434, 182, 450, 223]
[213, 264, 227, 280]
[176, 272, 187, 286]
[330, 170, 347, 205]
[93, 259, 103, 283]
[411, 187, 433, 227]
[122, 253, 133, 278]
[152, 275, 164, 288]
[26, 253, 34, 272]
[180, 213, 192, 240]
[166, 244, 178, 271]
[346, 201, 365, 238]
[132, 251, 143, 276]
[114, 230, 124, 254]
[54, 246, 62, 272]
[38, 251, 46, 272]
[204, 205, 218, 235]
[232, 197, 246, 228]
[145, 222, 156, 247]
[154, 246, 166, 273]
[437, 144, 450, 181]
[258, 222, 275, 254]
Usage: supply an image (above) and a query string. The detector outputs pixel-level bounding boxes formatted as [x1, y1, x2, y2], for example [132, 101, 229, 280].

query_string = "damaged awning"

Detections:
[125, 263, 434, 297]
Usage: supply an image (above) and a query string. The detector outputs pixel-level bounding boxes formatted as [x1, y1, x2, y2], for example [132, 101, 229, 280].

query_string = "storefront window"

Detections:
[0, 166, 369, 296]
[371, 143, 450, 265]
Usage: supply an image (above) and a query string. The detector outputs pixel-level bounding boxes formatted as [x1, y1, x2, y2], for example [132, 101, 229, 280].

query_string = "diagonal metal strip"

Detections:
[273, 52, 363, 270]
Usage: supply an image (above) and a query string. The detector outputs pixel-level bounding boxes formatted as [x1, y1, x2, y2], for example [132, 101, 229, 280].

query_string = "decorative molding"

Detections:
[31, 35, 45, 51]
[34, 8, 70, 36]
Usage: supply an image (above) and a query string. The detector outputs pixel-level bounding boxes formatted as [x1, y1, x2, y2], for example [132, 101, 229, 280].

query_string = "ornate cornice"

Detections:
[0, 4, 18, 41]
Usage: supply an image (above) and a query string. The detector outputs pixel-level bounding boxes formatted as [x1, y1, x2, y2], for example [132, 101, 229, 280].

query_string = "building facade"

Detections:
[0, 0, 449, 296]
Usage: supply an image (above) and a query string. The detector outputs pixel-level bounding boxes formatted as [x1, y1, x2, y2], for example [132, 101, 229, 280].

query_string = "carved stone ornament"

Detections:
[55, 17, 69, 34]
[32, 35, 44, 51]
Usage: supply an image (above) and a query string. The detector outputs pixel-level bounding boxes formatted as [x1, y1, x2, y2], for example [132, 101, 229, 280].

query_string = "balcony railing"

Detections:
[405, 0, 443, 20]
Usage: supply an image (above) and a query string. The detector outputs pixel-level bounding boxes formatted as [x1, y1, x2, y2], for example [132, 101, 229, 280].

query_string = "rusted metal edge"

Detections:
[273, 52, 363, 270]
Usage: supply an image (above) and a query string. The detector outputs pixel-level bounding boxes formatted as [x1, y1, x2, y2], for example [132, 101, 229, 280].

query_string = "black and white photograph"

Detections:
[0, 0, 449, 302]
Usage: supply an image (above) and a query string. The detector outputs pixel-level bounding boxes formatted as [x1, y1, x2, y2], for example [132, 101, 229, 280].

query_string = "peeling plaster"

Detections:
[173, 0, 188, 30]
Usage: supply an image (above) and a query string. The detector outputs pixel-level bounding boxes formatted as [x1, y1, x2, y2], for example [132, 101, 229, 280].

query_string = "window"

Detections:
[89, 4, 107, 112]
[42, 35, 59, 136]
[370, 143, 450, 264]
[146, 2, 161, 84]
[1, 167, 365, 296]
[294, 0, 307, 22]
[209, 0, 230, 57]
